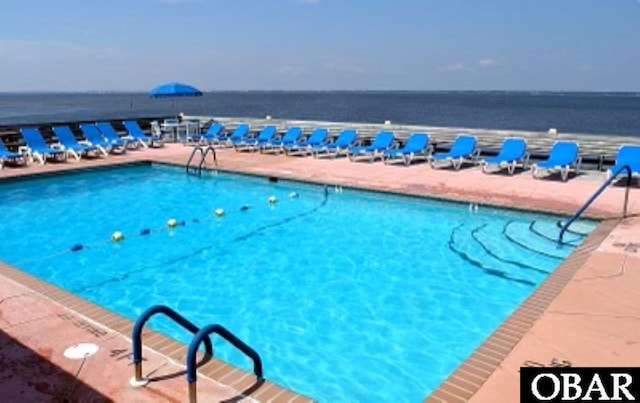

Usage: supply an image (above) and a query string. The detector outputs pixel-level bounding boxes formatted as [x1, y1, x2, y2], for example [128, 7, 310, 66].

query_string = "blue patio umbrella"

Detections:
[149, 82, 203, 98]
[149, 82, 203, 110]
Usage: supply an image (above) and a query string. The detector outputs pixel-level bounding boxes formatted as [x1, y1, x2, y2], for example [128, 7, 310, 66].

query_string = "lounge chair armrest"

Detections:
[51, 143, 64, 150]
[472, 148, 481, 163]
[18, 145, 29, 155]
[426, 144, 434, 156]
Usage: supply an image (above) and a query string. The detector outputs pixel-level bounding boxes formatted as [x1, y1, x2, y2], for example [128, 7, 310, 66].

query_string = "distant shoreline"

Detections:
[0, 90, 639, 95]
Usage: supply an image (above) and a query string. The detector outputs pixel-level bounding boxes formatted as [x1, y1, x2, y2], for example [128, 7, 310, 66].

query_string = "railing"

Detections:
[558, 165, 632, 245]
[186, 145, 217, 176]
[130, 305, 263, 403]
[187, 324, 263, 403]
[130, 305, 213, 387]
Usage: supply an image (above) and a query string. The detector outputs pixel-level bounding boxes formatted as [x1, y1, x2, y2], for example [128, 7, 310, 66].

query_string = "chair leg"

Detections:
[34, 152, 45, 165]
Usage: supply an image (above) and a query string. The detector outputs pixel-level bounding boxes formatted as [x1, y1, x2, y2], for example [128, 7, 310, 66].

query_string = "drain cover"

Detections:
[63, 343, 99, 360]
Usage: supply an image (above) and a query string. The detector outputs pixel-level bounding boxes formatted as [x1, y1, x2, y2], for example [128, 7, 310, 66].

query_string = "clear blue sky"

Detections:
[1, 0, 639, 92]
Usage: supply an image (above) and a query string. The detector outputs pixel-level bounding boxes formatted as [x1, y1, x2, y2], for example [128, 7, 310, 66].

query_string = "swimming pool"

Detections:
[0, 164, 596, 402]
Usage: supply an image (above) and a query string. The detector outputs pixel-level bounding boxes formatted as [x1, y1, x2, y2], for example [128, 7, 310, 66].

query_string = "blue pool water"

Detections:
[0, 164, 595, 402]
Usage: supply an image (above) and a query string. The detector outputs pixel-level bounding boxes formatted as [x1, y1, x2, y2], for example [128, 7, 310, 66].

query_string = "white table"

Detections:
[160, 121, 201, 143]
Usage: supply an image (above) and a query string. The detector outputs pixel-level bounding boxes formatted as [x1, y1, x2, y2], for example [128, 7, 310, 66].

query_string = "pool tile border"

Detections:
[0, 261, 313, 402]
[425, 218, 618, 402]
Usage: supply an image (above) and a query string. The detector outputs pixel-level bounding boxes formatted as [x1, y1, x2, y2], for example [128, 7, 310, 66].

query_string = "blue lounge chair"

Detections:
[122, 120, 164, 148]
[430, 134, 479, 170]
[348, 131, 395, 162]
[311, 129, 358, 159]
[232, 125, 277, 151]
[79, 123, 126, 154]
[260, 127, 303, 154]
[0, 137, 27, 169]
[216, 123, 251, 146]
[198, 122, 225, 145]
[531, 141, 581, 181]
[52, 125, 103, 160]
[283, 127, 329, 156]
[96, 122, 136, 150]
[481, 137, 529, 175]
[383, 132, 431, 165]
[607, 144, 640, 182]
[19, 127, 68, 164]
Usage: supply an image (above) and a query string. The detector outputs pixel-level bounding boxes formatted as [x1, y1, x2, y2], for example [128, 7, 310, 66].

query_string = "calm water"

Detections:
[0, 91, 639, 135]
[0, 164, 595, 402]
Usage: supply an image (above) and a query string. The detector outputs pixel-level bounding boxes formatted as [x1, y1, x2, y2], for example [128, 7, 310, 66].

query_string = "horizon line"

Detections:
[1, 89, 639, 95]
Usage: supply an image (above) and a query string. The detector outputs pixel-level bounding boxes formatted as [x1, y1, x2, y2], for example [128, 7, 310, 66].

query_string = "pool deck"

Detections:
[1, 143, 639, 402]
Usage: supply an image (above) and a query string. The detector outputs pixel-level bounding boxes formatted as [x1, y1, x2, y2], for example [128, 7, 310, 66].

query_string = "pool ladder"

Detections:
[186, 145, 217, 176]
[130, 305, 263, 403]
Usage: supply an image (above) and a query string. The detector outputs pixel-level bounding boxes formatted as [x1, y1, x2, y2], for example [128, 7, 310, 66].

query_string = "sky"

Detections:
[0, 0, 639, 92]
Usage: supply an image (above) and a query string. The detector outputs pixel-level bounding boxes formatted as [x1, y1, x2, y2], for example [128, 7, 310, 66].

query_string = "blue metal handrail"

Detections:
[131, 305, 213, 385]
[187, 324, 263, 403]
[558, 165, 632, 245]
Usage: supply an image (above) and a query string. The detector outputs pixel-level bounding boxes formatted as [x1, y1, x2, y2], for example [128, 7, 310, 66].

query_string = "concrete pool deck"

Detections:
[0, 143, 638, 402]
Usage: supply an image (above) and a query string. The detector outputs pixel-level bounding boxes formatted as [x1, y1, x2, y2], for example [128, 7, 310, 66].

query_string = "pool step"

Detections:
[471, 223, 552, 276]
[556, 219, 598, 237]
[529, 220, 583, 246]
[502, 221, 572, 260]
[448, 218, 590, 286]
[449, 223, 537, 286]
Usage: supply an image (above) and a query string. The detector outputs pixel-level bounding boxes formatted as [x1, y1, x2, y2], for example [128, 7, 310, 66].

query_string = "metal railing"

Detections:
[186, 145, 217, 176]
[130, 305, 213, 387]
[187, 323, 263, 403]
[558, 165, 632, 245]
[130, 305, 262, 403]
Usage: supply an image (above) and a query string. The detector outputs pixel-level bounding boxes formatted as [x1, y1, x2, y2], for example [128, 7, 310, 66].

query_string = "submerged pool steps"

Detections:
[502, 221, 578, 260]
[449, 223, 537, 286]
[530, 220, 582, 245]
[448, 219, 589, 285]
[470, 225, 551, 275]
